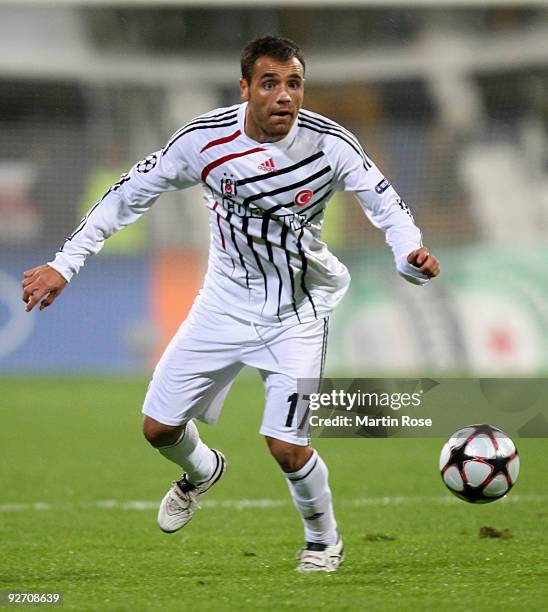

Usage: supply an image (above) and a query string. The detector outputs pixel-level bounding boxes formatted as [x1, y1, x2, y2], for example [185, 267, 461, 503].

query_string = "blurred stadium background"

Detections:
[1, 0, 547, 376]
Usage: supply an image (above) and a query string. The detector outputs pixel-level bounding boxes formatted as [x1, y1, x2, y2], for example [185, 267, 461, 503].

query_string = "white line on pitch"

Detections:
[0, 494, 546, 513]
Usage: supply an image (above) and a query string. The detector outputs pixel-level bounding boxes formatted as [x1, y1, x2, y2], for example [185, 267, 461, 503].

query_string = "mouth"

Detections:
[271, 110, 293, 119]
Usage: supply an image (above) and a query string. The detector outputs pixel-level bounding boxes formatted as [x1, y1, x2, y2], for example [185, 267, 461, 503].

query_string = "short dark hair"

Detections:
[240, 36, 305, 83]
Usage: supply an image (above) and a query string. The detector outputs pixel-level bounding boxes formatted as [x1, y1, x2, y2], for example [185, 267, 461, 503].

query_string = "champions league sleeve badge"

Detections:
[136, 154, 158, 174]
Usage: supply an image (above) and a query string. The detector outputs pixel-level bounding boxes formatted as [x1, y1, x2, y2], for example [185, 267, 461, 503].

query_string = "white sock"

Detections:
[158, 420, 216, 485]
[285, 449, 338, 545]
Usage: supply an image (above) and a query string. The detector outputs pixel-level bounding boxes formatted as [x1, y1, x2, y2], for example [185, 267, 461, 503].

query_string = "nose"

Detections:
[277, 86, 291, 102]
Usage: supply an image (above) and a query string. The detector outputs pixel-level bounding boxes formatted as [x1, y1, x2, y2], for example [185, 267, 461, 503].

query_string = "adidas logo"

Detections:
[258, 158, 277, 173]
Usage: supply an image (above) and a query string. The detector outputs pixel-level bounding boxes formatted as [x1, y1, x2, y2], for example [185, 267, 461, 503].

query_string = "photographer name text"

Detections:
[309, 415, 432, 428]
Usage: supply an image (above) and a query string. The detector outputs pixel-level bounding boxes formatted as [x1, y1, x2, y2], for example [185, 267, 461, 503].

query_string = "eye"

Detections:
[288, 80, 302, 90]
[263, 82, 275, 90]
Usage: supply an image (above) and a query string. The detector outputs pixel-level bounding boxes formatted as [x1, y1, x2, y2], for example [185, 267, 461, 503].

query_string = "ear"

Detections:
[240, 77, 249, 102]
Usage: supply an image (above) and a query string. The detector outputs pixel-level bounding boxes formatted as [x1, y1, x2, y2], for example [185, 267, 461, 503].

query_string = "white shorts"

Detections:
[142, 298, 329, 446]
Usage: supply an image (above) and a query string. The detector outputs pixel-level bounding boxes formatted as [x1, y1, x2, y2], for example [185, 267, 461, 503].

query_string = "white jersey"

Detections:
[49, 102, 429, 325]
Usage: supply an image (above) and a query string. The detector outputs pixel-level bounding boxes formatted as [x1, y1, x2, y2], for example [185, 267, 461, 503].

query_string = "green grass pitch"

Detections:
[1, 376, 547, 611]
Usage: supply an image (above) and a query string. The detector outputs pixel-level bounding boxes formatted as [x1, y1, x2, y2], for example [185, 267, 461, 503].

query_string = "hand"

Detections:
[22, 264, 68, 312]
[407, 247, 440, 278]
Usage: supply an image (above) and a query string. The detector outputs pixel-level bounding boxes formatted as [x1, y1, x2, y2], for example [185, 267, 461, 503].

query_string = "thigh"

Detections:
[253, 317, 329, 445]
[244, 317, 329, 380]
[142, 301, 245, 426]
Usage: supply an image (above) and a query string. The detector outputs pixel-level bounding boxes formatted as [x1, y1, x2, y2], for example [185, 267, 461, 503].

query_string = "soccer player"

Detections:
[22, 36, 440, 572]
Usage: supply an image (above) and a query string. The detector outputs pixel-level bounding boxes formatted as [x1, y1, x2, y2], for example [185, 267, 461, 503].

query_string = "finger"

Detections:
[409, 249, 420, 262]
[22, 275, 36, 288]
[419, 257, 434, 274]
[23, 267, 41, 278]
[22, 279, 42, 302]
[25, 288, 49, 312]
[22, 283, 36, 303]
[39, 290, 59, 311]
[421, 259, 440, 277]
[416, 249, 430, 266]
[418, 255, 432, 269]
[408, 247, 429, 267]
[408, 250, 420, 266]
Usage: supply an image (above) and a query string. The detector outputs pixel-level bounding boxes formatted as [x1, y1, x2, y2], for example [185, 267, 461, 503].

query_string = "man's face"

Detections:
[240, 56, 305, 143]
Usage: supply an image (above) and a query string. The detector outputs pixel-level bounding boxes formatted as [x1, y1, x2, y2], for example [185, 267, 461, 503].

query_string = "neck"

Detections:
[244, 106, 288, 144]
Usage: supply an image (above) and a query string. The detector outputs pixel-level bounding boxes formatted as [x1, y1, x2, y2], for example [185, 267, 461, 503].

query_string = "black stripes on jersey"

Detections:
[236, 151, 325, 187]
[209, 140, 332, 322]
[261, 215, 285, 321]
[226, 211, 250, 290]
[242, 164, 331, 208]
[296, 227, 317, 319]
[267, 177, 332, 216]
[216, 203, 320, 321]
[280, 223, 301, 322]
[61, 174, 131, 250]
[298, 111, 372, 171]
[214, 151, 332, 320]
[162, 107, 239, 156]
[241, 216, 269, 310]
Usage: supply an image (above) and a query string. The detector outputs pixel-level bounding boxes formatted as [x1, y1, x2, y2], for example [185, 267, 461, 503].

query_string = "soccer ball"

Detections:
[439, 424, 520, 503]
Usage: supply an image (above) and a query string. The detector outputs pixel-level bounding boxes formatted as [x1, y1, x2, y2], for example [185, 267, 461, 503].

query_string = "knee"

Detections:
[143, 416, 184, 448]
[265, 436, 313, 473]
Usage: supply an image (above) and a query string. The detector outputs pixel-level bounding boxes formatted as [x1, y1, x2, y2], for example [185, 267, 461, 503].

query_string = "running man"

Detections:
[22, 36, 440, 572]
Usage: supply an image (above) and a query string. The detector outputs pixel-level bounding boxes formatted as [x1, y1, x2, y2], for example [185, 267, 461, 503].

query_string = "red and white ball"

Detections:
[439, 424, 520, 503]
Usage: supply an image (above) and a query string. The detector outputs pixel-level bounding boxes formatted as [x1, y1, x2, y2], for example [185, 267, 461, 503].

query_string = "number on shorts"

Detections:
[285, 393, 310, 428]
